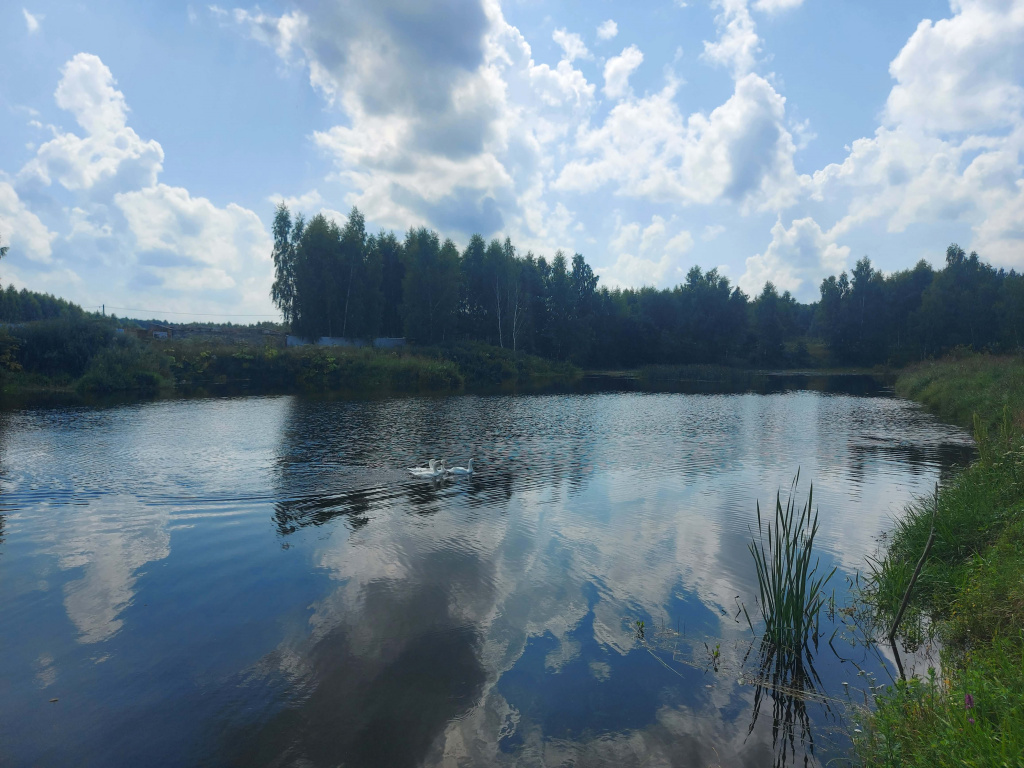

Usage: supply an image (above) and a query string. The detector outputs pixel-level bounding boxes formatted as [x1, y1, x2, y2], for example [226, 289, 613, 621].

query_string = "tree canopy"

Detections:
[270, 207, 1024, 368]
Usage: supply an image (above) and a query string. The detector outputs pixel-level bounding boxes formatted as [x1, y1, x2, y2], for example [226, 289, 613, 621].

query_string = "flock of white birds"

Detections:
[407, 458, 474, 479]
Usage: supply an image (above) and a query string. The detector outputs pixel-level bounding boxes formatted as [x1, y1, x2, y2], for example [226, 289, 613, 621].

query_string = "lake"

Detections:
[0, 378, 973, 767]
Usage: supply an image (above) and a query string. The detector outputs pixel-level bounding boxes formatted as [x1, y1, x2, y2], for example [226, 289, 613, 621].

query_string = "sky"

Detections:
[0, 0, 1022, 321]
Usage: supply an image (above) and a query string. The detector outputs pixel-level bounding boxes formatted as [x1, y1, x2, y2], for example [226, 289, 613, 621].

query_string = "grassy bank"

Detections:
[895, 353, 1024, 431]
[857, 354, 1024, 767]
[0, 318, 580, 397]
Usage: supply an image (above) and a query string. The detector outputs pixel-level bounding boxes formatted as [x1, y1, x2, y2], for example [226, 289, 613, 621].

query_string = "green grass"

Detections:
[895, 353, 1024, 432]
[856, 644, 1024, 768]
[857, 353, 1024, 767]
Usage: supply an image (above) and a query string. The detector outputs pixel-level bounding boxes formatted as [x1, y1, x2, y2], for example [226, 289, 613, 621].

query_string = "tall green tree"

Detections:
[401, 228, 460, 344]
[270, 204, 299, 326]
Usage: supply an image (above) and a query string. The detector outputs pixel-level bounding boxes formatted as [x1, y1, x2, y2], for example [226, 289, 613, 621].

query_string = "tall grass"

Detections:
[749, 473, 836, 649]
[864, 408, 1024, 639]
[856, 354, 1024, 767]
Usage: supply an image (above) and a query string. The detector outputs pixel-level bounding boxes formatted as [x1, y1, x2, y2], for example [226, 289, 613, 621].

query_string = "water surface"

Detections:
[0, 379, 972, 766]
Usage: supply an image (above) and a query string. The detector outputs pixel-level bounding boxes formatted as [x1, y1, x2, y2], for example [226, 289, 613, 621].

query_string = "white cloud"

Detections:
[701, 0, 760, 77]
[229, 0, 601, 250]
[752, 0, 804, 13]
[22, 8, 42, 33]
[4, 53, 276, 316]
[885, 1, 1024, 135]
[19, 54, 164, 193]
[596, 19, 618, 41]
[602, 45, 644, 100]
[810, 0, 1024, 269]
[702, 224, 726, 241]
[558, 73, 802, 212]
[600, 214, 694, 288]
[552, 28, 590, 62]
[740, 217, 849, 298]
[0, 181, 57, 263]
[115, 184, 271, 295]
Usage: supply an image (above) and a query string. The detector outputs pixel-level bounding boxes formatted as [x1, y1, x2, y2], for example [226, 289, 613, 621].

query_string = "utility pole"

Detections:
[102, 304, 105, 316]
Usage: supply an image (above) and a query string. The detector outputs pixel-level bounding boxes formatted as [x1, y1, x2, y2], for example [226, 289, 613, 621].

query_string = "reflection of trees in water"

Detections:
[746, 634, 832, 768]
[0, 411, 7, 552]
[272, 472, 524, 535]
[847, 439, 974, 486]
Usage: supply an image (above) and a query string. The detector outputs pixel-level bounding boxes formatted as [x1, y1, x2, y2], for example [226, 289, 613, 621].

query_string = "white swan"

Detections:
[446, 459, 474, 475]
[409, 459, 442, 477]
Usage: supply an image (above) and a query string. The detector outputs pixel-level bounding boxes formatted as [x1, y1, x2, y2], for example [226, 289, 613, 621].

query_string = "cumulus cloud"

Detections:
[22, 8, 42, 33]
[3, 53, 274, 315]
[0, 181, 56, 263]
[812, 0, 1024, 269]
[885, 1, 1024, 135]
[230, 0, 600, 246]
[557, 73, 802, 212]
[115, 184, 271, 295]
[599, 215, 694, 288]
[701, 0, 760, 77]
[596, 19, 618, 41]
[602, 45, 644, 100]
[552, 28, 590, 62]
[19, 54, 164, 194]
[740, 217, 849, 298]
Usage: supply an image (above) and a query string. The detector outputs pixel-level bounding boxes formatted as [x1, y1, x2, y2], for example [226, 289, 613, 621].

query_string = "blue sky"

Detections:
[0, 0, 1021, 320]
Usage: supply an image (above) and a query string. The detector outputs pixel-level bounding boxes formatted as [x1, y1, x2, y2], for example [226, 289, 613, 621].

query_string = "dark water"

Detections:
[0, 378, 973, 767]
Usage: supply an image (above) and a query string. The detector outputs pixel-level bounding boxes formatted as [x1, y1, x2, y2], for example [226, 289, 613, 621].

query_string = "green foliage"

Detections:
[165, 341, 464, 394]
[11, 316, 115, 378]
[859, 355, 1024, 767]
[856, 643, 1024, 767]
[420, 341, 579, 388]
[817, 250, 1024, 366]
[77, 336, 172, 393]
[271, 208, 1017, 370]
[749, 475, 835, 649]
[0, 284, 85, 322]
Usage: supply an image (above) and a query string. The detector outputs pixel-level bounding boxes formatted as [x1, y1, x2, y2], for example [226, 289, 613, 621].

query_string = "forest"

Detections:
[271, 204, 1024, 368]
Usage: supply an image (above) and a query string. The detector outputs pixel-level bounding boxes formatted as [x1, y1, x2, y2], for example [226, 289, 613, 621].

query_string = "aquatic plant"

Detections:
[749, 472, 835, 650]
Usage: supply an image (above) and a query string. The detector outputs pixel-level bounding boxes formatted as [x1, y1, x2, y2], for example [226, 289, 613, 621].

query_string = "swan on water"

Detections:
[409, 459, 443, 477]
[446, 459, 474, 475]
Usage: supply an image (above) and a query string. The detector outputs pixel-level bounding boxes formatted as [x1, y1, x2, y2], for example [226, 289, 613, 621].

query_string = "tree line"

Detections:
[817, 246, 1024, 365]
[270, 206, 1024, 368]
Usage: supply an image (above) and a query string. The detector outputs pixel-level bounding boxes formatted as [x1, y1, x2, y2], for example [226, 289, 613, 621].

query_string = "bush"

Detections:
[11, 316, 115, 377]
[77, 336, 172, 393]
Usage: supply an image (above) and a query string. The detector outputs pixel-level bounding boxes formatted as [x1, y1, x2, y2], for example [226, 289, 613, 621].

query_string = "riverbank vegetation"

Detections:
[0, 307, 577, 396]
[3, 212, 1024, 397]
[857, 354, 1024, 766]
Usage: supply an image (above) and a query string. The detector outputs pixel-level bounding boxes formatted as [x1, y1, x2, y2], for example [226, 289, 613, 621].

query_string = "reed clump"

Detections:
[749, 473, 836, 650]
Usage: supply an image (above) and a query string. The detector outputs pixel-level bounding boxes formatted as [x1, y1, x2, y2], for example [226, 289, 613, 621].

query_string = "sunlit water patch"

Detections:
[0, 380, 972, 766]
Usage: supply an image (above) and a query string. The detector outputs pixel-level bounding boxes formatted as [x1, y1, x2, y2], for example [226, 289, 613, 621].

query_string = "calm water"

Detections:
[0, 379, 973, 767]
